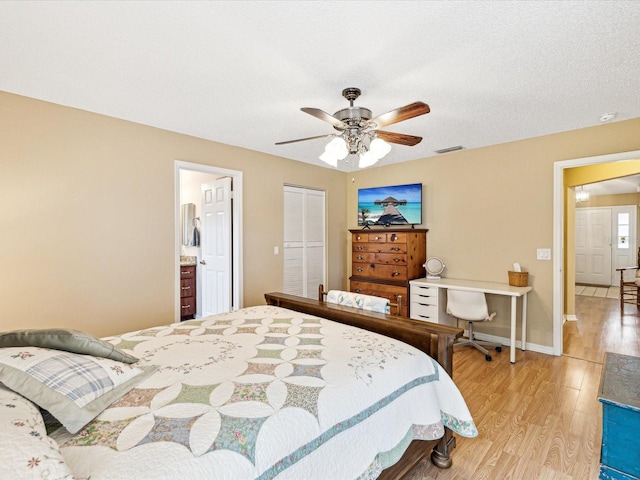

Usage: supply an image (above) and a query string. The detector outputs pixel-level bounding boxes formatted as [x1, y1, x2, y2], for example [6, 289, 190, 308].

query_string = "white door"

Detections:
[575, 207, 612, 285]
[201, 177, 232, 315]
[283, 186, 326, 299]
[612, 205, 637, 286]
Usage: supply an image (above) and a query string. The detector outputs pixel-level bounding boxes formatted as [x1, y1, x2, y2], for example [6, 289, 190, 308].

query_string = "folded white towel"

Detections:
[326, 290, 390, 314]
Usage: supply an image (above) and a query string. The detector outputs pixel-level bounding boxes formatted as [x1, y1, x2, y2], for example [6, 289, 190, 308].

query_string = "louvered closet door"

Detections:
[283, 186, 326, 298]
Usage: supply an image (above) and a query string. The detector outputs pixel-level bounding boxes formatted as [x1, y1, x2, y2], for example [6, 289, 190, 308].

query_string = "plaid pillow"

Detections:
[0, 347, 155, 433]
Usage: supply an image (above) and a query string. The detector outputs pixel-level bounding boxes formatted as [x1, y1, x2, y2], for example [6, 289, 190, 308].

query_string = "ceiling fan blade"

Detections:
[275, 133, 335, 145]
[301, 107, 347, 128]
[368, 102, 430, 128]
[376, 131, 423, 146]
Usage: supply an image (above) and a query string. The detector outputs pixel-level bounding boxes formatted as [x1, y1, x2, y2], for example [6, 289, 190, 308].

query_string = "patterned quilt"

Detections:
[52, 305, 477, 479]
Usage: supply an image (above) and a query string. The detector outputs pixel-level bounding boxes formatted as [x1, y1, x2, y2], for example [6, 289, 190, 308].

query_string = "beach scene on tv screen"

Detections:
[358, 183, 422, 225]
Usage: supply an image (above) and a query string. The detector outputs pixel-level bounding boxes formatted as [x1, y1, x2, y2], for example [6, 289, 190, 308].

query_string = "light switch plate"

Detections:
[537, 248, 551, 260]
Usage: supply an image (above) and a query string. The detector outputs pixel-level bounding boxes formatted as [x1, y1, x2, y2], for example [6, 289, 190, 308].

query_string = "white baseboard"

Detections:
[469, 331, 556, 356]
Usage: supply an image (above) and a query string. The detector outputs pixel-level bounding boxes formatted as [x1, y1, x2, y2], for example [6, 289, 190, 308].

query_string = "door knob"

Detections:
[199, 260, 207, 265]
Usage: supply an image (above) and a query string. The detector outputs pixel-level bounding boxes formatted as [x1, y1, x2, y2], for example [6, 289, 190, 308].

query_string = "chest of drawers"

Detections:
[409, 282, 441, 323]
[349, 229, 427, 317]
[180, 264, 196, 320]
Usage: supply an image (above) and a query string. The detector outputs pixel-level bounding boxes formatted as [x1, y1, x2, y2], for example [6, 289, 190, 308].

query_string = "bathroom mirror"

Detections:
[181, 203, 195, 246]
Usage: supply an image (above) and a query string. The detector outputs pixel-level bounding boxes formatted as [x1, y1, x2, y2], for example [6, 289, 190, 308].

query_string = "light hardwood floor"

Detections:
[407, 295, 639, 480]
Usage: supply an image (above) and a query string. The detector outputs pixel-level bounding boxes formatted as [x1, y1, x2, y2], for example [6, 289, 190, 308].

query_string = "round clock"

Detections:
[425, 257, 445, 279]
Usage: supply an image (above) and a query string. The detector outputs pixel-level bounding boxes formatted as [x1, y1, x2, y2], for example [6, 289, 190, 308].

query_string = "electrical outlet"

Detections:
[537, 248, 551, 260]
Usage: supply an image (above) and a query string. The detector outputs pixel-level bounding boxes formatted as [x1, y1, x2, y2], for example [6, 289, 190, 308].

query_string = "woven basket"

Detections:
[508, 271, 529, 287]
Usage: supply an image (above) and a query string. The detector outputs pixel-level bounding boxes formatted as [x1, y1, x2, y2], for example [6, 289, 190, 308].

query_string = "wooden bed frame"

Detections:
[264, 292, 464, 479]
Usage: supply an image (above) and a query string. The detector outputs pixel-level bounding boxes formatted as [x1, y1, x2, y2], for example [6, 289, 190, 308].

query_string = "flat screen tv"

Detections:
[358, 183, 422, 226]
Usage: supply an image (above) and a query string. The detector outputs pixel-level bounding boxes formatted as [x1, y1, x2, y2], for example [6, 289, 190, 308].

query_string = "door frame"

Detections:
[174, 161, 243, 321]
[553, 149, 640, 356]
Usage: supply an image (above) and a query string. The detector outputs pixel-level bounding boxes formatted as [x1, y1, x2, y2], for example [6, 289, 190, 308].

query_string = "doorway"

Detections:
[576, 205, 637, 287]
[175, 161, 243, 321]
[553, 149, 640, 356]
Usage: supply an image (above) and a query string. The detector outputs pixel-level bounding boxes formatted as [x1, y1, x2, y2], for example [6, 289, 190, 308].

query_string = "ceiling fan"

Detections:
[276, 87, 430, 168]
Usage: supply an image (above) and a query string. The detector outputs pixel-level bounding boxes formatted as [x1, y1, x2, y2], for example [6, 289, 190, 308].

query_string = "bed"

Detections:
[0, 292, 476, 480]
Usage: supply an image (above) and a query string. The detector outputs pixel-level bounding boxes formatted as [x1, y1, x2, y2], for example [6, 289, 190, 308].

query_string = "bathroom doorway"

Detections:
[175, 161, 243, 321]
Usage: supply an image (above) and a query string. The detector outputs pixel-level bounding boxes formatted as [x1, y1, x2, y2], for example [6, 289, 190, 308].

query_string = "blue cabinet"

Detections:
[598, 352, 640, 480]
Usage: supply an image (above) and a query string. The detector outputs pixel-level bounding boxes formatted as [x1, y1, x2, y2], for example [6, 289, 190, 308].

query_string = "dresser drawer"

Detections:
[362, 232, 407, 244]
[368, 264, 407, 281]
[353, 243, 408, 254]
[352, 252, 407, 265]
[410, 286, 439, 306]
[180, 279, 194, 298]
[410, 292, 438, 307]
[180, 265, 196, 279]
[374, 253, 407, 265]
[352, 232, 407, 243]
[180, 296, 195, 317]
[354, 264, 407, 278]
[410, 303, 439, 323]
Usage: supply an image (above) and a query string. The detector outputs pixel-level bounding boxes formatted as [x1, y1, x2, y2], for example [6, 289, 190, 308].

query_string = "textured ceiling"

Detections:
[1, 1, 639, 174]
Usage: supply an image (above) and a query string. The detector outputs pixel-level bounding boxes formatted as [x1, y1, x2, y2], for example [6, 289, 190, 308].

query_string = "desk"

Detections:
[409, 277, 533, 363]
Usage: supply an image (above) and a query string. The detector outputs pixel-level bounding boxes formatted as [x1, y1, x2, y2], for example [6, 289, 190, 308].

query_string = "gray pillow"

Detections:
[0, 328, 138, 363]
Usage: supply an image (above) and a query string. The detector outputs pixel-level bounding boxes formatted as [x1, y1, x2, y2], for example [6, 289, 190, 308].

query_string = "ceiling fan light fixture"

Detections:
[369, 138, 391, 159]
[358, 150, 378, 169]
[277, 88, 430, 169]
[319, 151, 338, 167]
[325, 137, 349, 160]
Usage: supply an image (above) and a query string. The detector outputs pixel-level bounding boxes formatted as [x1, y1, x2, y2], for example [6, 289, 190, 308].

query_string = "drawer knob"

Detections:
[391, 234, 397, 241]
[354, 288, 361, 293]
[357, 255, 364, 260]
[181, 304, 191, 309]
[392, 271, 400, 277]
[356, 235, 361, 240]
[393, 258, 401, 263]
[391, 247, 400, 251]
[357, 246, 364, 250]
[181, 286, 191, 290]
[357, 267, 364, 272]
[375, 236, 381, 240]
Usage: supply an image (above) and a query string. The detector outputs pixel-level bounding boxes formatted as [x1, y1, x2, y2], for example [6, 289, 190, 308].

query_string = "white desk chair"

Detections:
[446, 289, 502, 361]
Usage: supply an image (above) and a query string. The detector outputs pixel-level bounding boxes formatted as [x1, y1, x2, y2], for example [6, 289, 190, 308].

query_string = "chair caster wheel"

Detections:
[496, 346, 502, 352]
[485, 355, 492, 361]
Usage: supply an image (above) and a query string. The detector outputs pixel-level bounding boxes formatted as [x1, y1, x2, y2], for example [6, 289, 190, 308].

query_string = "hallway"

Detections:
[574, 284, 618, 299]
[564, 294, 640, 363]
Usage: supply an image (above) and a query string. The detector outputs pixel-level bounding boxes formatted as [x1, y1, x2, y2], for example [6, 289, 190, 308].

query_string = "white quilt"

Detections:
[51, 305, 476, 479]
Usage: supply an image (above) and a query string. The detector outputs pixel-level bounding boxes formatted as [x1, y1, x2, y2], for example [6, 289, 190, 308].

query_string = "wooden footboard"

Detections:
[264, 292, 463, 478]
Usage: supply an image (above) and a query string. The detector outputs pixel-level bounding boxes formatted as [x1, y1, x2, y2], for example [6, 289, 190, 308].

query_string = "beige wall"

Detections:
[2, 90, 640, 348]
[0, 92, 347, 337]
[347, 118, 640, 348]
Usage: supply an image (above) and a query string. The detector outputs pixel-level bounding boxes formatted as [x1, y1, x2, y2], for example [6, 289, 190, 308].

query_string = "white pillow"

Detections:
[0, 384, 74, 479]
